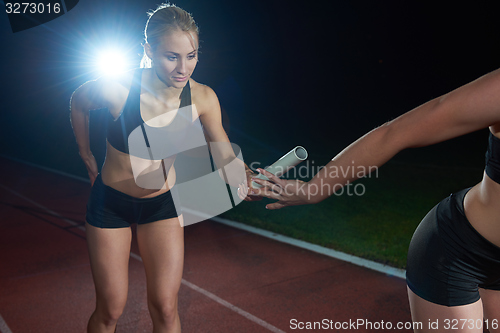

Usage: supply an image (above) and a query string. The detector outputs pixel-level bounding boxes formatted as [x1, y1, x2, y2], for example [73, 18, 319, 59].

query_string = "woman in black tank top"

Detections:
[70, 4, 257, 332]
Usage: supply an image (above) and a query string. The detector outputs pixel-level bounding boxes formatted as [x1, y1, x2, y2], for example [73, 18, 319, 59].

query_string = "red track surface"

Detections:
[0, 157, 413, 332]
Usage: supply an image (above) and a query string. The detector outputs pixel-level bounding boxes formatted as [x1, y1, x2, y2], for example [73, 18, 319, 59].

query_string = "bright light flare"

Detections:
[96, 50, 129, 76]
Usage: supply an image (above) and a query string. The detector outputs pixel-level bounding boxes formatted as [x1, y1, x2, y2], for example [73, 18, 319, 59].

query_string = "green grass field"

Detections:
[220, 161, 483, 269]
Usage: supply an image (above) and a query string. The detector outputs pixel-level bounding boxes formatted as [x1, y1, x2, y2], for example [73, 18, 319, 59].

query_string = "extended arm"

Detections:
[70, 79, 108, 185]
[252, 68, 500, 209]
[197, 84, 258, 199]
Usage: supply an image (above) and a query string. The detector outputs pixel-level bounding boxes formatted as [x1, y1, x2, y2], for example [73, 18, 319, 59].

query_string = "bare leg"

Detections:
[137, 217, 184, 333]
[408, 287, 483, 333]
[479, 288, 500, 333]
[86, 222, 132, 333]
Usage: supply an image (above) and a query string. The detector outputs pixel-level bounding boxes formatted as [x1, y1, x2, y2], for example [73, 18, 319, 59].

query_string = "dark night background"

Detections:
[1, 0, 499, 179]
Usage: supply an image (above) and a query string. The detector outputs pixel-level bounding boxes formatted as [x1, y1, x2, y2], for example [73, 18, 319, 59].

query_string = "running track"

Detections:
[0, 156, 414, 332]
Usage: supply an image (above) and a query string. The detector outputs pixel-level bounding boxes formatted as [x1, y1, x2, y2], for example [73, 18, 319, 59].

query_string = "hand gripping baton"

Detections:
[251, 146, 308, 188]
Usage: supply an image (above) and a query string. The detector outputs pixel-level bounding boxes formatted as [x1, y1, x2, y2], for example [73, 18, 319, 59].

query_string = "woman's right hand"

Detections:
[249, 168, 312, 209]
[81, 153, 98, 186]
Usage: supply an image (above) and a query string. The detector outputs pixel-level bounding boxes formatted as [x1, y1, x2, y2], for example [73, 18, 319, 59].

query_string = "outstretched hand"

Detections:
[249, 168, 310, 209]
[237, 171, 263, 202]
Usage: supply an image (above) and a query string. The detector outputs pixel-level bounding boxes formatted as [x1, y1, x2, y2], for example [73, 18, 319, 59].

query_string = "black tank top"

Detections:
[106, 68, 192, 155]
[485, 132, 500, 184]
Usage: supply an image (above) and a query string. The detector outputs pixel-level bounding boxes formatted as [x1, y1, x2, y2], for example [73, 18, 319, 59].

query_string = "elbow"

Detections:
[372, 119, 410, 155]
[70, 80, 100, 114]
[70, 88, 83, 113]
[377, 97, 444, 151]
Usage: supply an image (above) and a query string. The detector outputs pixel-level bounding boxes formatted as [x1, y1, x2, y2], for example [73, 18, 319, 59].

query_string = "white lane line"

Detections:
[212, 216, 406, 279]
[0, 184, 86, 232]
[183, 208, 406, 279]
[0, 315, 13, 333]
[130, 252, 285, 333]
[1, 183, 286, 333]
[0, 154, 90, 183]
[180, 279, 286, 333]
[3, 155, 407, 279]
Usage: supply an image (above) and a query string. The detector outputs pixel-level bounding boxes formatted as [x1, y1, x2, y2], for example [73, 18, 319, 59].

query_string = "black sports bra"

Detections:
[106, 68, 192, 155]
[485, 132, 500, 184]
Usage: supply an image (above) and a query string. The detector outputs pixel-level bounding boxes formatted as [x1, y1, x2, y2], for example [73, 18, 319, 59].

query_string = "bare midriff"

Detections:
[100, 141, 176, 198]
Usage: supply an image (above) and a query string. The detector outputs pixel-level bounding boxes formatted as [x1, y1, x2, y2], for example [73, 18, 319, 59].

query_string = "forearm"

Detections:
[244, 163, 255, 176]
[70, 94, 92, 159]
[208, 141, 253, 173]
[217, 159, 254, 187]
[306, 123, 401, 203]
[254, 69, 500, 209]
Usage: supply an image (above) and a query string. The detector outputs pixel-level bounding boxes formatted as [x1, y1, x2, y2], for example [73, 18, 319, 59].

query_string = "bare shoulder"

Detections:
[189, 79, 220, 115]
[72, 69, 136, 112]
[97, 69, 136, 108]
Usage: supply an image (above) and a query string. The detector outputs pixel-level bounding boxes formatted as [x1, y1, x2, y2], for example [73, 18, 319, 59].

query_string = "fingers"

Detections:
[250, 187, 282, 200]
[238, 169, 291, 207]
[246, 194, 263, 202]
[251, 177, 283, 196]
[237, 183, 264, 201]
[256, 168, 283, 185]
[266, 201, 286, 210]
[238, 183, 249, 200]
[89, 174, 96, 187]
[86, 156, 98, 187]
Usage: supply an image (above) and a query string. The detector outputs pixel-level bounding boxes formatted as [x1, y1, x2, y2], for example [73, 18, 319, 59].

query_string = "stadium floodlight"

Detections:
[96, 49, 129, 76]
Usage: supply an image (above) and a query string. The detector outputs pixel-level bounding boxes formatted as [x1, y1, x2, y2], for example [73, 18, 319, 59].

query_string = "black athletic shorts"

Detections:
[86, 174, 180, 228]
[406, 187, 500, 306]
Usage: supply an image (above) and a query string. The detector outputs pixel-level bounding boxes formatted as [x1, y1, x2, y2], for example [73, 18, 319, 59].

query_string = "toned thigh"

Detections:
[479, 288, 500, 333]
[86, 222, 132, 309]
[136, 217, 184, 302]
[408, 287, 484, 333]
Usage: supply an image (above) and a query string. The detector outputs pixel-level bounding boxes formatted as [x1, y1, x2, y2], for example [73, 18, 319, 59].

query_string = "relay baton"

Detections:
[251, 146, 308, 188]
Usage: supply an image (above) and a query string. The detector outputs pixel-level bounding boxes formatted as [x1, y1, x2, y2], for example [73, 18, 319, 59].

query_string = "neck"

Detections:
[144, 68, 182, 99]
